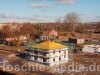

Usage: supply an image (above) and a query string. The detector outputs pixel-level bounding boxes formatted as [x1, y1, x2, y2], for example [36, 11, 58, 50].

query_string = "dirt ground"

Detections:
[73, 52, 100, 75]
[0, 45, 100, 75]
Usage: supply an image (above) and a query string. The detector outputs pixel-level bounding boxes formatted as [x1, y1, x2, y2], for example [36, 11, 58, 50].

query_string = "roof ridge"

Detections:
[32, 41, 67, 50]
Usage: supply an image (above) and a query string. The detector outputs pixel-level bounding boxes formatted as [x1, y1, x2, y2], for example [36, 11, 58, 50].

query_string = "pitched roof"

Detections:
[49, 29, 58, 36]
[32, 41, 67, 50]
[41, 29, 58, 36]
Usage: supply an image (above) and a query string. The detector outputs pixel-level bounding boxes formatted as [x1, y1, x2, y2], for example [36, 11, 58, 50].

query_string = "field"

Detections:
[0, 45, 100, 75]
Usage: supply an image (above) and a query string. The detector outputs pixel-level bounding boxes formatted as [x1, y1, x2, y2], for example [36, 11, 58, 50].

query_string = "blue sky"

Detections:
[0, 0, 100, 23]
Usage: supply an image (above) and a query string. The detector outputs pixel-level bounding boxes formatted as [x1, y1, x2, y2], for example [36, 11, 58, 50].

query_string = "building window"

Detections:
[59, 57, 61, 61]
[39, 51, 43, 55]
[53, 58, 55, 61]
[64, 51, 66, 54]
[53, 52, 55, 54]
[64, 55, 66, 58]
[34, 51, 38, 54]
[43, 52, 47, 56]
[43, 58, 47, 62]
[34, 57, 37, 61]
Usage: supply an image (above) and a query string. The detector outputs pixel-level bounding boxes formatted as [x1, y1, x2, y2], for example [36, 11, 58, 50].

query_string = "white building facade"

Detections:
[82, 45, 100, 53]
[28, 41, 69, 66]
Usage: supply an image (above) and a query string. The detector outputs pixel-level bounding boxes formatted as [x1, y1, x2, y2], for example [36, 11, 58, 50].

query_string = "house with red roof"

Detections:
[36, 29, 58, 41]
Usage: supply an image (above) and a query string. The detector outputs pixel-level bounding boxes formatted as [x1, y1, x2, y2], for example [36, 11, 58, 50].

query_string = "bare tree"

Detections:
[2, 25, 12, 38]
[64, 12, 80, 32]
[12, 24, 21, 46]
[1, 23, 22, 46]
[20, 23, 36, 43]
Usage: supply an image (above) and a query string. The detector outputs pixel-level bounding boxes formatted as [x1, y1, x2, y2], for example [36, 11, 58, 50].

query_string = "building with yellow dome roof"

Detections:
[29, 41, 69, 66]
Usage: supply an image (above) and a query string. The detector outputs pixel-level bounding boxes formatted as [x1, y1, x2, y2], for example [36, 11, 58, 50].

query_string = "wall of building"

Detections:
[82, 45, 95, 53]
[29, 48, 68, 66]
[77, 39, 85, 44]
[68, 38, 85, 44]
[48, 48, 68, 66]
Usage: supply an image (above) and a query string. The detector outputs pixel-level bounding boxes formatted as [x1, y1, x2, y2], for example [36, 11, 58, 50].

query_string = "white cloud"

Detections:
[0, 13, 54, 23]
[32, 0, 75, 4]
[0, 13, 35, 21]
[31, 0, 75, 9]
[32, 4, 50, 8]
[58, 0, 75, 4]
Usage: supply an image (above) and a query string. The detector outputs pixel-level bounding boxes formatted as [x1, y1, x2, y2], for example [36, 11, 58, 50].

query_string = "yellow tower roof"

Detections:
[32, 41, 67, 50]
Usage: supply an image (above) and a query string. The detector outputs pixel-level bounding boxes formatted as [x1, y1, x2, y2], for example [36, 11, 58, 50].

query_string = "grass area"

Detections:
[24, 41, 41, 49]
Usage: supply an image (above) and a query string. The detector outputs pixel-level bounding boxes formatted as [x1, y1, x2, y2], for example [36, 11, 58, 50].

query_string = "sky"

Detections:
[0, 0, 100, 23]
